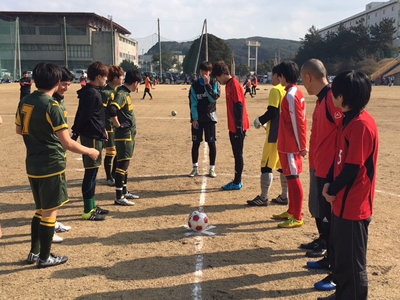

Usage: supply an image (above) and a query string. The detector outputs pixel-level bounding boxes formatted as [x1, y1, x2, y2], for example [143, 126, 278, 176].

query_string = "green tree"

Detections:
[370, 18, 397, 57]
[119, 59, 138, 71]
[152, 52, 179, 72]
[182, 34, 233, 75]
[236, 63, 250, 77]
[295, 26, 325, 66]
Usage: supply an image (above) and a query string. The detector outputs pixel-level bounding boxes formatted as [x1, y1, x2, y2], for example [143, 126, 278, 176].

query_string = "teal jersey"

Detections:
[101, 84, 116, 132]
[109, 85, 136, 141]
[16, 91, 68, 178]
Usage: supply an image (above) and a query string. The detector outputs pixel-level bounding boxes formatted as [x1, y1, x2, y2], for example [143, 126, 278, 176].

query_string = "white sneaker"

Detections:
[114, 197, 135, 206]
[55, 221, 71, 233]
[52, 232, 64, 243]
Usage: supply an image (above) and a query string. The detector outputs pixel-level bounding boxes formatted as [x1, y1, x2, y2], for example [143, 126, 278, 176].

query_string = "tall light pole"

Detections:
[108, 15, 114, 65]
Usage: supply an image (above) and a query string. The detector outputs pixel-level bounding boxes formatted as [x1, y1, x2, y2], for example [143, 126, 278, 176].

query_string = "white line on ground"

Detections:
[192, 144, 208, 300]
[376, 189, 400, 198]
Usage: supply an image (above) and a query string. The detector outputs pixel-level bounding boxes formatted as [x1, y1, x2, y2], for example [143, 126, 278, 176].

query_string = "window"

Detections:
[383, 9, 385, 14]
[66, 27, 86, 36]
[67, 45, 91, 58]
[21, 44, 39, 51]
[41, 44, 63, 51]
[20, 26, 36, 35]
[39, 26, 61, 35]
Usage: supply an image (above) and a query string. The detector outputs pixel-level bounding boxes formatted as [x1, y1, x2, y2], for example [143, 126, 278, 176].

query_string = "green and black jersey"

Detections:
[101, 84, 116, 132]
[15, 91, 68, 178]
[109, 85, 136, 141]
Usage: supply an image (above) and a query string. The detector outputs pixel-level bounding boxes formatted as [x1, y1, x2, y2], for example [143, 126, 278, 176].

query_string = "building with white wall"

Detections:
[0, 11, 138, 80]
[318, 1, 400, 47]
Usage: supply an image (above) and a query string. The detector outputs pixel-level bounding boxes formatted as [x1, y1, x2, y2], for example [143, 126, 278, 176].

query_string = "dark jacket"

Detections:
[72, 83, 106, 140]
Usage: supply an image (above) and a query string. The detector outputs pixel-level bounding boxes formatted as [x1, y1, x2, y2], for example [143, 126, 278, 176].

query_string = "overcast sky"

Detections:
[1, 0, 371, 53]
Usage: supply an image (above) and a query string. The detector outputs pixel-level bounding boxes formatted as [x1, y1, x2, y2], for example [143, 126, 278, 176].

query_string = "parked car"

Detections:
[72, 69, 87, 82]
[1, 69, 11, 79]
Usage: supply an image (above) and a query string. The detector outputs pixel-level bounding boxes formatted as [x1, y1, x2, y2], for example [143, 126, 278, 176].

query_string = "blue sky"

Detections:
[1, 0, 371, 52]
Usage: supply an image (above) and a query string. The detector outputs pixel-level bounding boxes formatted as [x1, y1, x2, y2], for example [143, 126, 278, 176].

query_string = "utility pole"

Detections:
[205, 19, 208, 62]
[63, 17, 68, 68]
[108, 15, 114, 65]
[158, 18, 162, 80]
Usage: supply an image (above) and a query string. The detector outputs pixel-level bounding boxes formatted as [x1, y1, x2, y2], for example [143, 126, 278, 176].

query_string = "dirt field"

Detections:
[0, 82, 398, 300]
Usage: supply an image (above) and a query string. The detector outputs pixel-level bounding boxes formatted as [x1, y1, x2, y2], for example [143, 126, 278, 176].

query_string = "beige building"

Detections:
[319, 0, 400, 47]
[0, 11, 138, 80]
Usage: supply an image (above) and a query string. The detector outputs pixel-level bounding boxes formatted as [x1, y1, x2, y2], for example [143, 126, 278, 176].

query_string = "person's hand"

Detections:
[322, 183, 336, 204]
[253, 117, 261, 129]
[202, 74, 210, 85]
[192, 120, 199, 129]
[300, 149, 308, 157]
[88, 148, 100, 161]
[71, 133, 79, 141]
[234, 126, 244, 138]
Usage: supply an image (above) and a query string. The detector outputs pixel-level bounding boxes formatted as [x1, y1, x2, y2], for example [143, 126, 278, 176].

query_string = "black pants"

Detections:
[229, 131, 245, 184]
[331, 214, 370, 300]
[316, 177, 332, 247]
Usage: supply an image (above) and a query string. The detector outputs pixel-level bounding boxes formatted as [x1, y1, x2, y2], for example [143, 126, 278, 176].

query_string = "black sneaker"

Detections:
[37, 253, 68, 268]
[300, 237, 322, 250]
[306, 243, 327, 257]
[247, 195, 269, 206]
[82, 209, 106, 221]
[307, 257, 330, 270]
[95, 206, 110, 215]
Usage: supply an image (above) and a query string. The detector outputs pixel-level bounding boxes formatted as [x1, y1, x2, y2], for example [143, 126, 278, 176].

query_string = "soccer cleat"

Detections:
[209, 169, 217, 178]
[300, 237, 323, 250]
[37, 253, 68, 268]
[106, 179, 115, 187]
[188, 168, 199, 177]
[55, 221, 71, 233]
[306, 243, 327, 257]
[307, 257, 330, 270]
[271, 195, 289, 205]
[82, 209, 106, 221]
[115, 197, 135, 206]
[247, 195, 269, 206]
[278, 217, 304, 228]
[27, 252, 39, 264]
[52, 232, 64, 243]
[124, 191, 139, 199]
[272, 211, 293, 220]
[222, 181, 243, 190]
[314, 274, 336, 291]
[95, 206, 110, 215]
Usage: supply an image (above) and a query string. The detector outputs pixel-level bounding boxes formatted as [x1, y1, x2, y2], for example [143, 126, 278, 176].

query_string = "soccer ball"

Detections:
[171, 110, 177, 116]
[188, 210, 209, 231]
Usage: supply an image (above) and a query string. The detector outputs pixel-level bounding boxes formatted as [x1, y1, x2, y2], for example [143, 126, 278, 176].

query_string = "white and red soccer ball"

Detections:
[188, 210, 209, 231]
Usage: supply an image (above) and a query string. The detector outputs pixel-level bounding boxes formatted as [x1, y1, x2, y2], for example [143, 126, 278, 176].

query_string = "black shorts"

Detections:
[191, 122, 216, 143]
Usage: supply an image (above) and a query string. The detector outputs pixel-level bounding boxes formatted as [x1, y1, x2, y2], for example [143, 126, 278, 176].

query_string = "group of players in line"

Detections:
[188, 59, 378, 300]
[14, 58, 377, 300]
[16, 62, 142, 268]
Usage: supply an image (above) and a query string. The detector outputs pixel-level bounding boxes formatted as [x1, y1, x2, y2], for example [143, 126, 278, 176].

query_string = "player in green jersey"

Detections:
[16, 63, 99, 268]
[101, 65, 125, 187]
[107, 69, 141, 206]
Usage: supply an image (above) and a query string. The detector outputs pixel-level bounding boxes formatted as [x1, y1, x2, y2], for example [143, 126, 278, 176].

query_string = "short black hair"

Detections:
[211, 61, 230, 77]
[272, 65, 281, 76]
[60, 67, 74, 82]
[199, 61, 212, 71]
[278, 61, 299, 84]
[32, 63, 62, 90]
[332, 70, 371, 111]
[124, 69, 141, 84]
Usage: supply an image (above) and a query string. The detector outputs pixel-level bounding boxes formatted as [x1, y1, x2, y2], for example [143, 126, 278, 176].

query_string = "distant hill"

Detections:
[146, 35, 301, 64]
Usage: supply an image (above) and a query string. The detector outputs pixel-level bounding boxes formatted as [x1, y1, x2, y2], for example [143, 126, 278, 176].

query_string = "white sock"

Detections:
[260, 172, 273, 200]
